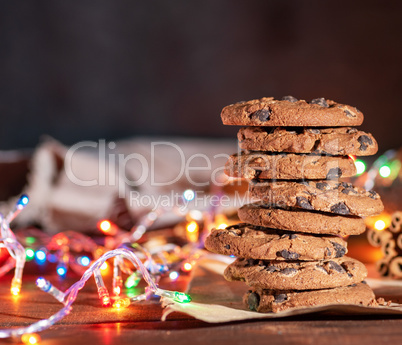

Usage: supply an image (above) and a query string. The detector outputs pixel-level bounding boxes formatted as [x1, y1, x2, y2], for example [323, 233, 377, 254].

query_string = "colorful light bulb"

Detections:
[98, 220, 118, 235]
[35, 250, 47, 264]
[112, 297, 131, 309]
[36, 277, 65, 303]
[25, 248, 35, 261]
[56, 262, 67, 277]
[186, 220, 199, 242]
[94, 270, 111, 307]
[125, 273, 141, 288]
[169, 271, 179, 280]
[21, 333, 41, 344]
[36, 277, 51, 292]
[173, 292, 192, 303]
[11, 277, 21, 296]
[157, 289, 192, 303]
[186, 221, 198, 233]
[25, 236, 36, 245]
[379, 165, 391, 178]
[183, 189, 195, 201]
[183, 262, 193, 272]
[375, 219, 386, 231]
[16, 194, 29, 209]
[355, 159, 366, 175]
[98, 287, 111, 307]
[78, 256, 91, 266]
[113, 257, 123, 296]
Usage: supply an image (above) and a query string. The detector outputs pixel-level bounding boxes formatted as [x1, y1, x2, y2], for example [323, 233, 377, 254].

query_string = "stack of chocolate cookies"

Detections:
[205, 96, 383, 312]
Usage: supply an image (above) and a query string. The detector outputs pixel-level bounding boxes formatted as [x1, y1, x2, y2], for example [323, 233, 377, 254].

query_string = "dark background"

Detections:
[0, 0, 401, 151]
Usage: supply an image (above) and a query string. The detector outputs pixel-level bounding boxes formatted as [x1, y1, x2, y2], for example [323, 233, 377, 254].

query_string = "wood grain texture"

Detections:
[1, 266, 402, 344]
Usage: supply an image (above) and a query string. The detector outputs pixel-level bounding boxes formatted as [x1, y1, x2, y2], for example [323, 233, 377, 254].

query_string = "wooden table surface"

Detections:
[1, 266, 402, 345]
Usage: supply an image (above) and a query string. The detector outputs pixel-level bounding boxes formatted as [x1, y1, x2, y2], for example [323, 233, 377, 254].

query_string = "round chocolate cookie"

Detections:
[224, 257, 367, 290]
[221, 97, 364, 127]
[244, 283, 376, 313]
[238, 127, 378, 156]
[238, 202, 366, 237]
[205, 223, 347, 261]
[225, 152, 356, 180]
[249, 180, 384, 217]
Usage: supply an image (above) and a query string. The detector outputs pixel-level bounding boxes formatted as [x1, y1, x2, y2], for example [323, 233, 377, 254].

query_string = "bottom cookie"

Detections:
[244, 282, 377, 313]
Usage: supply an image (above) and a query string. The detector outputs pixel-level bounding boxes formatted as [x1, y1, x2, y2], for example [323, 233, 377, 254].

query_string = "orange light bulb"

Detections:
[186, 221, 198, 233]
[21, 334, 41, 344]
[183, 262, 193, 271]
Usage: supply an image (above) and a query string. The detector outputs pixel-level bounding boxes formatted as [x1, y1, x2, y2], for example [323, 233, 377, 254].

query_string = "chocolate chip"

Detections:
[254, 170, 262, 179]
[340, 182, 350, 188]
[265, 265, 280, 273]
[357, 135, 373, 151]
[274, 293, 288, 304]
[330, 202, 350, 215]
[252, 108, 271, 122]
[316, 182, 329, 190]
[331, 241, 347, 258]
[277, 250, 300, 260]
[296, 196, 314, 210]
[248, 292, 260, 311]
[362, 280, 367, 284]
[307, 128, 321, 134]
[246, 259, 257, 266]
[282, 95, 298, 103]
[310, 98, 329, 107]
[347, 128, 358, 134]
[368, 190, 378, 199]
[325, 248, 332, 256]
[280, 268, 298, 275]
[341, 187, 352, 195]
[289, 234, 298, 240]
[328, 261, 345, 273]
[347, 273, 353, 278]
[341, 186, 357, 195]
[350, 283, 357, 287]
[326, 167, 342, 179]
[224, 244, 231, 249]
[344, 109, 356, 118]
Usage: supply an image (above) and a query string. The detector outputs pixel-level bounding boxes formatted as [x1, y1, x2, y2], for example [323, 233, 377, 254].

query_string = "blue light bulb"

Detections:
[57, 265, 67, 277]
[35, 250, 47, 264]
[78, 256, 90, 267]
[16, 194, 29, 209]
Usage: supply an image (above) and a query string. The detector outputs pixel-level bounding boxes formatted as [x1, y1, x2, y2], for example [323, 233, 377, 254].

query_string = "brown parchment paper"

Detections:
[161, 258, 402, 323]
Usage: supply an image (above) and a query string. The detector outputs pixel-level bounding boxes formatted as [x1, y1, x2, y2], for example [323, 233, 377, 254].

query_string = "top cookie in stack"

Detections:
[205, 96, 383, 313]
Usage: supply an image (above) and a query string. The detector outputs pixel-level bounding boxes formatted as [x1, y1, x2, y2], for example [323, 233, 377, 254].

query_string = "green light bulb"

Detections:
[355, 159, 366, 175]
[26, 248, 35, 261]
[125, 273, 141, 289]
[173, 292, 192, 303]
[379, 165, 391, 178]
[26, 236, 36, 245]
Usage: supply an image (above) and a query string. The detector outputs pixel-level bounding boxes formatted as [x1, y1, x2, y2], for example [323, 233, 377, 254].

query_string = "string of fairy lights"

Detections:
[0, 149, 400, 344]
[0, 189, 232, 344]
[351, 150, 401, 231]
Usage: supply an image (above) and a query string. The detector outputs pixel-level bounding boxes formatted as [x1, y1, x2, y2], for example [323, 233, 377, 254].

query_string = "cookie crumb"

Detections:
[376, 297, 392, 306]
